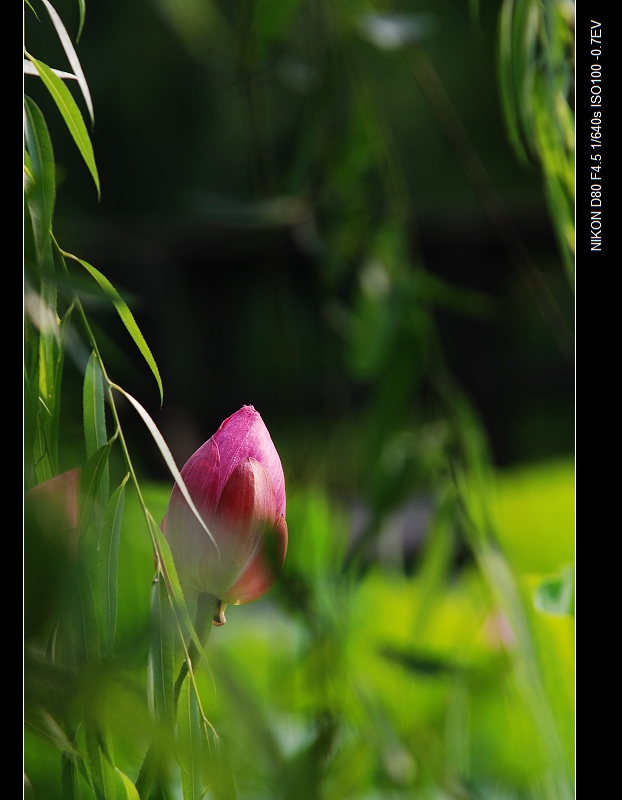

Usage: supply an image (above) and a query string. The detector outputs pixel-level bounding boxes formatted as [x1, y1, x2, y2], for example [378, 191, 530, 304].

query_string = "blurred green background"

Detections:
[24, 0, 574, 798]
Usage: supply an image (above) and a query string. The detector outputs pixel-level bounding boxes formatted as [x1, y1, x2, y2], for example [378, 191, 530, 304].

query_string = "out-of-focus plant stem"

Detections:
[408, 46, 574, 363]
[136, 592, 219, 799]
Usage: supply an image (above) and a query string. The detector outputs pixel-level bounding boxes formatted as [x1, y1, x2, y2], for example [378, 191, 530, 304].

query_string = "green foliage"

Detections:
[498, 0, 575, 284]
[24, 2, 229, 797]
[24, 2, 574, 799]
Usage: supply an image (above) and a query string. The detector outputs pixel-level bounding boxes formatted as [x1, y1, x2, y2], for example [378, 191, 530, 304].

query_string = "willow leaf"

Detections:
[61, 754, 84, 800]
[34, 281, 61, 482]
[83, 352, 107, 460]
[74, 560, 101, 667]
[85, 719, 117, 800]
[98, 476, 129, 657]
[24, 53, 100, 197]
[23, 96, 56, 262]
[177, 681, 205, 800]
[39, 0, 94, 124]
[149, 576, 176, 728]
[24, 59, 76, 80]
[115, 770, 140, 800]
[204, 725, 237, 800]
[79, 442, 111, 537]
[73, 258, 163, 405]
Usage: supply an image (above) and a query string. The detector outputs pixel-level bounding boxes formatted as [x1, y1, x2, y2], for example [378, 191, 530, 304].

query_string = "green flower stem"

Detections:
[136, 592, 219, 799]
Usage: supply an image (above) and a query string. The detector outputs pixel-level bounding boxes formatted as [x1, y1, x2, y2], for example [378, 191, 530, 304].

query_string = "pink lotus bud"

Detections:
[162, 406, 288, 606]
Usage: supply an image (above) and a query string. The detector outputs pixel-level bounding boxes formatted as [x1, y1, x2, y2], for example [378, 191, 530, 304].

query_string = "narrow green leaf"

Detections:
[77, 0, 86, 41]
[98, 476, 129, 657]
[39, 0, 95, 124]
[24, 53, 100, 197]
[33, 279, 62, 483]
[73, 560, 101, 667]
[85, 719, 117, 800]
[83, 352, 107, 459]
[177, 681, 204, 800]
[73, 257, 163, 405]
[24, 97, 56, 262]
[204, 725, 237, 800]
[79, 442, 112, 537]
[61, 754, 84, 800]
[115, 770, 140, 800]
[149, 577, 177, 728]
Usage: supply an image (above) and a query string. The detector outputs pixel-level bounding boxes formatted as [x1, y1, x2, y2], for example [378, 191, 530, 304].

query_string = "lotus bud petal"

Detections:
[163, 406, 288, 606]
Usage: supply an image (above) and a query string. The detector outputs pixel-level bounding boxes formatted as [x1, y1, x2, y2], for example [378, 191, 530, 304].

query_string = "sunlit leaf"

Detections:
[39, 0, 95, 124]
[24, 59, 76, 80]
[115, 769, 140, 800]
[32, 277, 66, 483]
[71, 257, 163, 405]
[23, 53, 100, 197]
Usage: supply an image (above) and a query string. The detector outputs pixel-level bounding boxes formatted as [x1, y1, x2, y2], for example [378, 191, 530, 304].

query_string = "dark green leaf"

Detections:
[73, 560, 101, 667]
[177, 681, 205, 800]
[23, 97, 56, 262]
[83, 352, 107, 460]
[61, 754, 84, 800]
[77, 0, 86, 40]
[98, 477, 129, 657]
[204, 725, 237, 800]
[79, 442, 111, 537]
[149, 577, 176, 728]
[85, 713, 118, 800]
